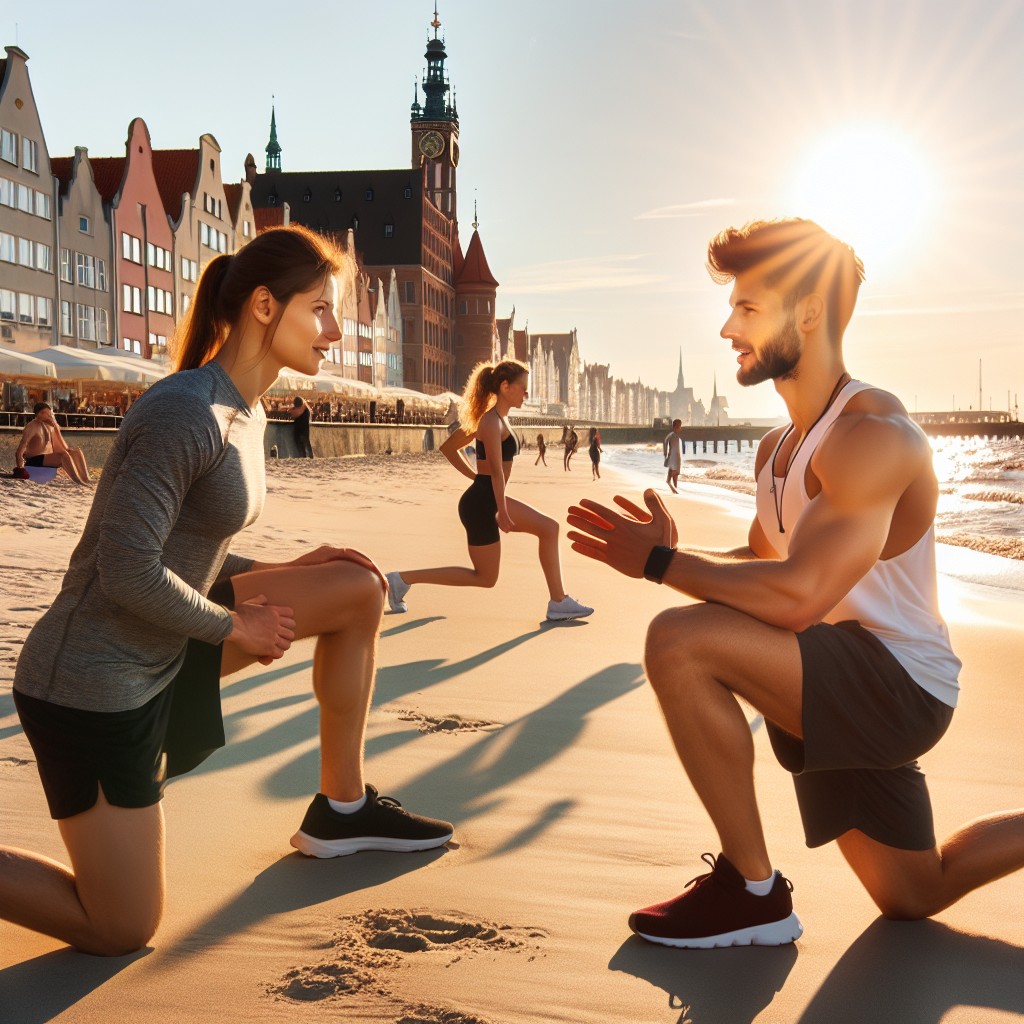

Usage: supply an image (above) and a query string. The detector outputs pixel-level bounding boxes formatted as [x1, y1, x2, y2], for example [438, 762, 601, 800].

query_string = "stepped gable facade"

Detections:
[50, 148, 115, 349]
[0, 46, 56, 352]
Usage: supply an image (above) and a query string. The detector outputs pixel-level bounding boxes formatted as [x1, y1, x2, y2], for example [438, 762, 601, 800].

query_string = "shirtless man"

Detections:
[567, 219, 1023, 947]
[14, 402, 92, 484]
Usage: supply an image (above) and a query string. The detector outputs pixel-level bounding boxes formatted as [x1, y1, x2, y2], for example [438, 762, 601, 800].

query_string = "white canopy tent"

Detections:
[0, 349, 58, 379]
[35, 345, 167, 383]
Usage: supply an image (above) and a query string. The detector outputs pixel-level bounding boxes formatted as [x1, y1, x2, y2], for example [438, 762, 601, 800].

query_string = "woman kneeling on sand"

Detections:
[2, 226, 452, 957]
[385, 358, 593, 622]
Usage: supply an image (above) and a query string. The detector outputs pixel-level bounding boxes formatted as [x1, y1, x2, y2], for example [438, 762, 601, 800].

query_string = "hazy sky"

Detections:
[10, 0, 1023, 418]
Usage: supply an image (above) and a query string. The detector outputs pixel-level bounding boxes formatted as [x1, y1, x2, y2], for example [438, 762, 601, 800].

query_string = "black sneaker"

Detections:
[290, 785, 454, 858]
[628, 852, 803, 948]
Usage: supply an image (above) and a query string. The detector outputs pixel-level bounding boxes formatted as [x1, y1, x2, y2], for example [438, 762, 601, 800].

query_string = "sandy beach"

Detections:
[1, 452, 1021, 1024]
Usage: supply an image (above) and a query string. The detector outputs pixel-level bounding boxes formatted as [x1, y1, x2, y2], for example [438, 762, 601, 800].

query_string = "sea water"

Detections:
[601, 435, 1024, 595]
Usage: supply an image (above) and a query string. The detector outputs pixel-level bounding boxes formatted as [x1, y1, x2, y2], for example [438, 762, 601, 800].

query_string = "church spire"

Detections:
[413, 2, 457, 124]
[265, 101, 281, 171]
[677, 347, 684, 387]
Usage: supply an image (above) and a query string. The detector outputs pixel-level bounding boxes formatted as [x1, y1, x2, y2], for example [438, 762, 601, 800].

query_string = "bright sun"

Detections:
[788, 124, 937, 272]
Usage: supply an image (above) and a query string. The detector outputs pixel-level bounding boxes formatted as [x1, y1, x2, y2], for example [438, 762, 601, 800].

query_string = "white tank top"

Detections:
[755, 380, 960, 707]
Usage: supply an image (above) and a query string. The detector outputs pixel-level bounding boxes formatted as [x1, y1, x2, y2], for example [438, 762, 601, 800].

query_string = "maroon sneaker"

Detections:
[629, 852, 803, 948]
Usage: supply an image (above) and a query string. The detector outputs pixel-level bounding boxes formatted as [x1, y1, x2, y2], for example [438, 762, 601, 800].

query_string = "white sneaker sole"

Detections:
[546, 609, 593, 621]
[634, 911, 803, 948]
[290, 829, 454, 858]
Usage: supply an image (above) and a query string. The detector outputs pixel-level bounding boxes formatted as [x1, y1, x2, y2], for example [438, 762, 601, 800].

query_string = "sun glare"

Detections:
[788, 125, 937, 272]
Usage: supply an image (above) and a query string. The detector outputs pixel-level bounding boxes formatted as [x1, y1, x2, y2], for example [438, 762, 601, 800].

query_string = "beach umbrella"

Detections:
[0, 349, 58, 379]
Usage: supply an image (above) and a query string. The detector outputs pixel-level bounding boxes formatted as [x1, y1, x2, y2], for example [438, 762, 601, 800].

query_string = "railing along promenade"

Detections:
[2, 411, 1019, 469]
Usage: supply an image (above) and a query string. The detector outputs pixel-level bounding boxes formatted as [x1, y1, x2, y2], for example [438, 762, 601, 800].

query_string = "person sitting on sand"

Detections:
[567, 218, 1024, 948]
[385, 359, 593, 622]
[14, 402, 92, 484]
[2, 226, 453, 958]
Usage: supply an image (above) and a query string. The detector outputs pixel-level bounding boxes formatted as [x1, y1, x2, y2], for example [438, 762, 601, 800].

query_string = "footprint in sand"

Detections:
[395, 1005, 495, 1024]
[267, 910, 546, 1004]
[389, 710, 503, 735]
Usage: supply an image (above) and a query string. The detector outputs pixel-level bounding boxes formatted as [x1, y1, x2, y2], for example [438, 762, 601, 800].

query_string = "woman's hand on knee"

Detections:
[288, 544, 387, 592]
[226, 595, 296, 665]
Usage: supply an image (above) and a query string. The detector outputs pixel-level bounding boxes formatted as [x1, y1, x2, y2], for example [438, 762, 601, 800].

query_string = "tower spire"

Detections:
[265, 99, 282, 171]
[472, 196, 479, 231]
[677, 347, 684, 387]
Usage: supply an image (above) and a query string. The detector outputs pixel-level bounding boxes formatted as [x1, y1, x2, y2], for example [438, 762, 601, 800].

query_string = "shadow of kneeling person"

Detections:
[609, 937, 798, 1024]
[797, 918, 1024, 1024]
[0, 946, 150, 1024]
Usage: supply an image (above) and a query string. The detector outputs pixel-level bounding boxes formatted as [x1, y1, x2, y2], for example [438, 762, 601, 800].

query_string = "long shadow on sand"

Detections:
[153, 846, 449, 965]
[0, 946, 149, 1024]
[384, 661, 645, 858]
[609, 938, 797, 1024]
[797, 918, 1024, 1023]
[183, 621, 571, 798]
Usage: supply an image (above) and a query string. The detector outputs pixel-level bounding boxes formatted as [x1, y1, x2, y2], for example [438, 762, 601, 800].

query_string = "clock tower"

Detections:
[410, 3, 459, 222]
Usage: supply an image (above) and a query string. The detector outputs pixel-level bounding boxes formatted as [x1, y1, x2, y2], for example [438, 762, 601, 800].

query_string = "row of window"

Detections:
[200, 222, 228, 252]
[147, 242, 172, 271]
[0, 175, 51, 219]
[202, 193, 223, 218]
[147, 285, 174, 315]
[1, 288, 53, 326]
[60, 250, 108, 290]
[60, 301, 110, 343]
[0, 231, 52, 272]
[0, 129, 40, 174]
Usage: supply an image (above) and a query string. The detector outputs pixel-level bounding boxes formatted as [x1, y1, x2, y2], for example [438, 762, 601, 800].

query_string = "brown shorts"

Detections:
[14, 579, 234, 820]
[766, 620, 954, 851]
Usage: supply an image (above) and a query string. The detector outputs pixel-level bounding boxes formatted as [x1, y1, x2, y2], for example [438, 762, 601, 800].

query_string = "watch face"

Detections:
[450, 139, 460, 167]
[418, 131, 445, 159]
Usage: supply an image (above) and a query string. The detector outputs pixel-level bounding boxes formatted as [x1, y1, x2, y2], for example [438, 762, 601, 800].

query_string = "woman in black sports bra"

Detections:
[385, 359, 593, 622]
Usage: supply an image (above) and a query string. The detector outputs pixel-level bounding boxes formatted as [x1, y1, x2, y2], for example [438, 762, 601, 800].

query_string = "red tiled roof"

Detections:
[150, 148, 200, 220]
[87, 156, 127, 203]
[254, 207, 286, 232]
[455, 229, 498, 288]
[223, 182, 243, 221]
[50, 155, 75, 193]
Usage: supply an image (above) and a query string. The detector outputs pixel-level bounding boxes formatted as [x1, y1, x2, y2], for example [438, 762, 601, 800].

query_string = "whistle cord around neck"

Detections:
[770, 373, 850, 535]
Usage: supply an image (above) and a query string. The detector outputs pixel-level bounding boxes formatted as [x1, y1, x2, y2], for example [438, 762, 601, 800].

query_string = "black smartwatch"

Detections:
[643, 545, 676, 584]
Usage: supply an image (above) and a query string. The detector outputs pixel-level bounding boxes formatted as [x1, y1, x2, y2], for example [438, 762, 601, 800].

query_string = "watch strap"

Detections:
[643, 545, 676, 584]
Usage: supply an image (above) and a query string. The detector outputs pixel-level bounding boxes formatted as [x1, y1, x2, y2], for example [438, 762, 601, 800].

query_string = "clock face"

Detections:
[451, 139, 460, 167]
[418, 131, 445, 159]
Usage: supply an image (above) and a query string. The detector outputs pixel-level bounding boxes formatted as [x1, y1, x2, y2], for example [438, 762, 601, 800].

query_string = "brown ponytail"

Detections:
[459, 358, 528, 431]
[171, 225, 353, 371]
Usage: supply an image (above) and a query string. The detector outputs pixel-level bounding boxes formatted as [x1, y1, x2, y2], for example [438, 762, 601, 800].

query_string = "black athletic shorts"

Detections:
[458, 474, 500, 546]
[24, 454, 45, 467]
[13, 579, 235, 820]
[766, 620, 954, 851]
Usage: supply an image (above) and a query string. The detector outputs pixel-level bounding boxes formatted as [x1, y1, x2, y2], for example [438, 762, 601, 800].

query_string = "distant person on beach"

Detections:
[535, 433, 548, 466]
[663, 419, 683, 494]
[567, 218, 1023, 948]
[13, 402, 92, 484]
[385, 359, 593, 622]
[3, 226, 452, 957]
[289, 395, 314, 458]
[563, 425, 579, 472]
[588, 427, 603, 481]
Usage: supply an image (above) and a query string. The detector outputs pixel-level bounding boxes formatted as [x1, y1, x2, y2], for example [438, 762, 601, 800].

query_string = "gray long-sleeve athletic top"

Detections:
[14, 360, 265, 712]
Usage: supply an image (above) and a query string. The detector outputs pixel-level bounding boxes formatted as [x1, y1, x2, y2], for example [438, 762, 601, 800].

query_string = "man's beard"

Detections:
[737, 316, 801, 387]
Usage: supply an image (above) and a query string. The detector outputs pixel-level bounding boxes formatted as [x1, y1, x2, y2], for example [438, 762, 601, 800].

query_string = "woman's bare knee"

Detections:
[79, 912, 159, 956]
[325, 562, 384, 627]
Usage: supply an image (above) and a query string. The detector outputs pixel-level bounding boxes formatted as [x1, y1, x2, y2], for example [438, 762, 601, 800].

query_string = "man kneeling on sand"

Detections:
[567, 218, 1024, 947]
